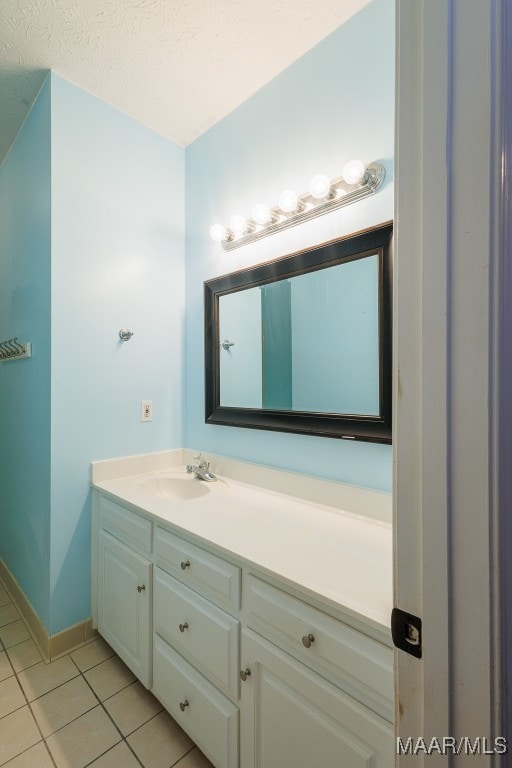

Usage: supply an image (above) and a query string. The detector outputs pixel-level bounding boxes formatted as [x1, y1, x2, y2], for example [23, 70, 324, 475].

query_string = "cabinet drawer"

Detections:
[153, 635, 238, 768]
[246, 576, 393, 719]
[99, 495, 152, 553]
[154, 526, 240, 609]
[154, 568, 240, 697]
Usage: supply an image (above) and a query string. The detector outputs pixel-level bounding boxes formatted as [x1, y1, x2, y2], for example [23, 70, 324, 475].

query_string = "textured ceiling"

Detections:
[0, 0, 371, 163]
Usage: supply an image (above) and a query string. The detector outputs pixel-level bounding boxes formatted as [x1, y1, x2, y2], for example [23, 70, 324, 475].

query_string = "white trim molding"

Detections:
[495, 0, 512, 750]
[395, 0, 505, 762]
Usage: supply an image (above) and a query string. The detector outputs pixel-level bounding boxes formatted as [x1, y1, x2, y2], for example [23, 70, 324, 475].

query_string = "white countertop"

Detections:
[92, 450, 393, 636]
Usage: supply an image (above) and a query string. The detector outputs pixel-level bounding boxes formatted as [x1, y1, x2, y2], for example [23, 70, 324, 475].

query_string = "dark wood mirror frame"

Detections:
[204, 221, 393, 443]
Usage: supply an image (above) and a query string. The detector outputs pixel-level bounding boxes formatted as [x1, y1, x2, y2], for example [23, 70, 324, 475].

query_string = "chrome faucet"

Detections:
[186, 454, 217, 482]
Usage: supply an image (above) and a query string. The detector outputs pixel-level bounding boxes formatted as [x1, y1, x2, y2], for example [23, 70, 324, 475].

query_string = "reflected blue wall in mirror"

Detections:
[219, 255, 379, 415]
[219, 288, 262, 408]
[292, 256, 379, 414]
[262, 281, 292, 410]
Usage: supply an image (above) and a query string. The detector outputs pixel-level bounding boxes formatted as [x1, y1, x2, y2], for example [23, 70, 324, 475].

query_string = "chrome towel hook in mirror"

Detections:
[221, 339, 234, 350]
[119, 329, 134, 341]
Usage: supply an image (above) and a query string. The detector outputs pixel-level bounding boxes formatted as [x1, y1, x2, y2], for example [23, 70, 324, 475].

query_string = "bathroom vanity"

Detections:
[91, 451, 394, 768]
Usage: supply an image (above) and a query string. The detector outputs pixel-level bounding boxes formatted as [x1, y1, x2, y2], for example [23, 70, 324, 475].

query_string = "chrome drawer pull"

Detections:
[240, 668, 251, 681]
[180, 560, 191, 570]
[137, 585, 146, 593]
[302, 633, 315, 648]
[179, 699, 189, 711]
[179, 622, 189, 633]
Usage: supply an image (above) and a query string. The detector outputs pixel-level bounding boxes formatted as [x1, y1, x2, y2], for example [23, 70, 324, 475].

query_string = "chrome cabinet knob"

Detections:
[179, 622, 189, 633]
[240, 668, 251, 681]
[301, 633, 315, 648]
[137, 585, 146, 593]
[181, 560, 191, 570]
[179, 699, 189, 711]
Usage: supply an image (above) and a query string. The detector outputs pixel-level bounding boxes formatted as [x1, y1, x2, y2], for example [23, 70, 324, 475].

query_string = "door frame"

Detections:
[394, 0, 508, 761]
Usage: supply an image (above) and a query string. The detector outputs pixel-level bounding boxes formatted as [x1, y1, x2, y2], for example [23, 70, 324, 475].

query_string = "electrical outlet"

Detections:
[140, 400, 152, 422]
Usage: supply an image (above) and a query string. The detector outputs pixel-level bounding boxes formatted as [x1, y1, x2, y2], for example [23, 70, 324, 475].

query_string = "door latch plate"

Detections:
[391, 608, 422, 658]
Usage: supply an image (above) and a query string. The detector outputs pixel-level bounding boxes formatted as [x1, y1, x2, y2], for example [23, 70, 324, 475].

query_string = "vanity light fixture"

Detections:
[309, 174, 332, 199]
[341, 158, 367, 185]
[251, 203, 275, 225]
[278, 189, 302, 214]
[229, 215, 250, 237]
[210, 159, 386, 251]
[209, 224, 227, 243]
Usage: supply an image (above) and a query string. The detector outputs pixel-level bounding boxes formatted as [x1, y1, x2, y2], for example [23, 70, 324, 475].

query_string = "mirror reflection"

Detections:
[218, 255, 380, 415]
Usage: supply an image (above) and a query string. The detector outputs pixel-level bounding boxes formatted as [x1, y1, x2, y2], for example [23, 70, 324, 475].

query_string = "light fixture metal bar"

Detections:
[222, 163, 386, 251]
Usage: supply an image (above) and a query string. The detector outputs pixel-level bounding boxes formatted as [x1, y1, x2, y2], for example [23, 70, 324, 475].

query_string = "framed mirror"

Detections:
[204, 221, 392, 443]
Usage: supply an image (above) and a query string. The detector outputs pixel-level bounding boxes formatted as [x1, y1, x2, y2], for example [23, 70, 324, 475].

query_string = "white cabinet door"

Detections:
[240, 630, 393, 768]
[98, 530, 152, 687]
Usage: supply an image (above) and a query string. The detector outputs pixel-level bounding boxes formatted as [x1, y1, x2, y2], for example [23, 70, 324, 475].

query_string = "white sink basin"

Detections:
[137, 474, 212, 501]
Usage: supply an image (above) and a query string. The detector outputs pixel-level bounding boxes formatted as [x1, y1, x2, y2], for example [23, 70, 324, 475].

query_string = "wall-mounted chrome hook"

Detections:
[0, 337, 31, 362]
[222, 339, 235, 350]
[119, 329, 134, 341]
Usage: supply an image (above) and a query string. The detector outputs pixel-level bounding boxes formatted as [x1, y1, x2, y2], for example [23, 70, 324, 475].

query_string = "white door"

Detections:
[394, 1, 504, 761]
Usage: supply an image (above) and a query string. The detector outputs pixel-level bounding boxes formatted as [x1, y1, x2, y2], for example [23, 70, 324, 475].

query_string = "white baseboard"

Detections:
[0, 559, 97, 662]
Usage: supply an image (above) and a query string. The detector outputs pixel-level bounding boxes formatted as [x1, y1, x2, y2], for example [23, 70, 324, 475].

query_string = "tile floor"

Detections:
[0, 581, 214, 768]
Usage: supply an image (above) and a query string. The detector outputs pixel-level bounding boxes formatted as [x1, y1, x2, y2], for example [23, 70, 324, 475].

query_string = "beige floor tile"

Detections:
[0, 589, 11, 608]
[17, 655, 78, 701]
[0, 676, 26, 718]
[45, 705, 121, 768]
[30, 675, 98, 737]
[104, 680, 163, 736]
[127, 711, 193, 768]
[0, 604, 20, 628]
[6, 639, 42, 673]
[0, 620, 30, 649]
[0, 651, 13, 682]
[175, 748, 215, 768]
[87, 741, 141, 768]
[84, 656, 136, 701]
[3, 741, 54, 768]
[0, 706, 41, 765]
[70, 637, 114, 672]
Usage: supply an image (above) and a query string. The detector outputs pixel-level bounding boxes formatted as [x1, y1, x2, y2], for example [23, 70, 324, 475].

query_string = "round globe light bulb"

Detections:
[209, 223, 227, 243]
[229, 215, 248, 236]
[342, 159, 366, 185]
[252, 204, 272, 225]
[278, 190, 299, 213]
[309, 174, 331, 199]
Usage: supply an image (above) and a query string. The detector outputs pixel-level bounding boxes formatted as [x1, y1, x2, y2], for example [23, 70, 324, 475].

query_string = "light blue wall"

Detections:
[0, 74, 185, 635]
[0, 77, 52, 627]
[185, 0, 394, 491]
[49, 74, 185, 633]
